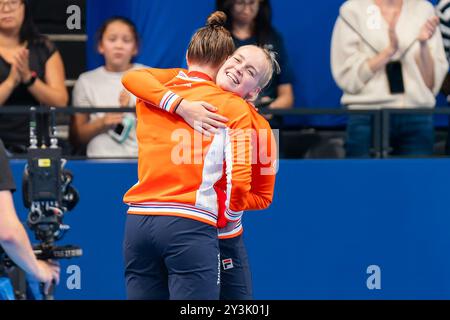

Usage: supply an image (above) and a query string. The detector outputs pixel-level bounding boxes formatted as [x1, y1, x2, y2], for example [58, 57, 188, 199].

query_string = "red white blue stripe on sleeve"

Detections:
[224, 208, 243, 222]
[159, 91, 180, 112]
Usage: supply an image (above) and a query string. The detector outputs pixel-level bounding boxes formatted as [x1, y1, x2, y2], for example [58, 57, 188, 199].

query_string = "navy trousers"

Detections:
[123, 215, 220, 300]
[219, 235, 253, 300]
[346, 114, 435, 158]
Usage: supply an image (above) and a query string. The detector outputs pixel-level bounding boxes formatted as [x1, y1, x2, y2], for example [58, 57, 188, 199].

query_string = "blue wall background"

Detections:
[10, 159, 450, 299]
[86, 0, 347, 126]
[85, 0, 448, 127]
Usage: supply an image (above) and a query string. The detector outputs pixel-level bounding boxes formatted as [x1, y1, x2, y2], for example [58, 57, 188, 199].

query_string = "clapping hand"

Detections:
[119, 89, 131, 107]
[418, 16, 439, 43]
[6, 63, 21, 88]
[13, 48, 33, 83]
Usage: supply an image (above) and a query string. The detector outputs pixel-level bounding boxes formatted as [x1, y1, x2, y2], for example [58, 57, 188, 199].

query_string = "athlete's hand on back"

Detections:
[176, 100, 228, 136]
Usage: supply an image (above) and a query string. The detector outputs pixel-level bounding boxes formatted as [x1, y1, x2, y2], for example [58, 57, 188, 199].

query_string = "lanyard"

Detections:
[339, 14, 417, 61]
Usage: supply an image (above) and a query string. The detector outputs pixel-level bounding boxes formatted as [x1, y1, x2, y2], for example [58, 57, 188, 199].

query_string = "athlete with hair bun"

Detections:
[122, 11, 277, 300]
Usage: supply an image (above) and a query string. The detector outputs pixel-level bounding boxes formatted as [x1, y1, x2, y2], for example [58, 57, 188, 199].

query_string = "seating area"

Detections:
[5, 0, 446, 159]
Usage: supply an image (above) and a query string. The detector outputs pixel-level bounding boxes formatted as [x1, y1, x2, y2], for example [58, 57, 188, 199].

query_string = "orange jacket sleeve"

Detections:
[245, 127, 277, 210]
[222, 98, 253, 222]
[245, 172, 275, 210]
[216, 125, 277, 212]
[122, 68, 183, 113]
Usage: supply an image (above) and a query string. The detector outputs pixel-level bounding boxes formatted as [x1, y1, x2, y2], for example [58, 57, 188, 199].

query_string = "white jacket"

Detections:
[331, 0, 448, 109]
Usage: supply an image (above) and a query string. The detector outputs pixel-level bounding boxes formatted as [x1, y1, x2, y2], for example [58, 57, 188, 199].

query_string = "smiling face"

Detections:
[98, 20, 138, 72]
[216, 45, 268, 101]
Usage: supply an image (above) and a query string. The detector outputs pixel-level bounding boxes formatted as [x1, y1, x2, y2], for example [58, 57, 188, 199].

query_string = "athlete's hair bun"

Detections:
[207, 11, 227, 28]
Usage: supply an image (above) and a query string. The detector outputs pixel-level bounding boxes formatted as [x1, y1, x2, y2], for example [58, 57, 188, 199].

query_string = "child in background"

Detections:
[72, 17, 146, 157]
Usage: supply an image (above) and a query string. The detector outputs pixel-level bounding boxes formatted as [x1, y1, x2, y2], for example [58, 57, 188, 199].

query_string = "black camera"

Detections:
[22, 147, 80, 243]
[22, 108, 81, 248]
[1, 107, 82, 300]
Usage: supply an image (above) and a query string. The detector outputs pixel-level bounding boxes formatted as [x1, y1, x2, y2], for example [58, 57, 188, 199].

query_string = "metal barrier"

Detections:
[380, 108, 450, 158]
[0, 106, 449, 159]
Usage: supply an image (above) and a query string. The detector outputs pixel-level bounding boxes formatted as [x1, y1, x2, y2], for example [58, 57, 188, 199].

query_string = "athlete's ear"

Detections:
[246, 87, 262, 102]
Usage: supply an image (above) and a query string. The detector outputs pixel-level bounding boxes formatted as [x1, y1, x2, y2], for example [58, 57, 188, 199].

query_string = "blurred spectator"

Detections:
[0, 0, 68, 154]
[216, 0, 294, 127]
[72, 17, 145, 158]
[331, 0, 448, 158]
[436, 0, 450, 155]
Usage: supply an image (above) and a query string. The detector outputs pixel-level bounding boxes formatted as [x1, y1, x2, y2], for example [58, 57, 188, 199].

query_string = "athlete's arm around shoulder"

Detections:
[122, 68, 183, 113]
[122, 68, 228, 134]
